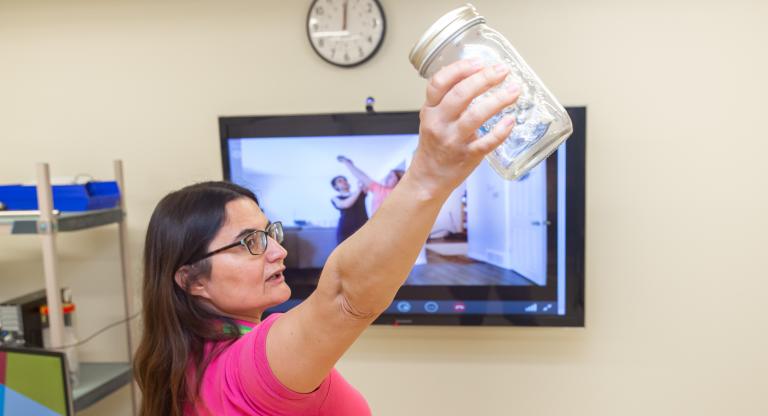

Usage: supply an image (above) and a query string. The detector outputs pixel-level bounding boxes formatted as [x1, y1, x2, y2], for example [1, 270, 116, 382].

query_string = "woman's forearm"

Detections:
[324, 172, 449, 315]
[332, 190, 362, 209]
[342, 161, 374, 187]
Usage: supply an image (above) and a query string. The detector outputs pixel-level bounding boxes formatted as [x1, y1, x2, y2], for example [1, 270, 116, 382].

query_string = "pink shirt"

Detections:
[187, 313, 371, 416]
[368, 182, 394, 214]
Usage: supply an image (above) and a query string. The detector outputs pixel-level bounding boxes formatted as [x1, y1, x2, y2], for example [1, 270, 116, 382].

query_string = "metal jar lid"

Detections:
[409, 4, 486, 77]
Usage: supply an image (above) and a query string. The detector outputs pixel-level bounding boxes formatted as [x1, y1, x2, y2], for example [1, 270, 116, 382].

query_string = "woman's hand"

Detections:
[408, 59, 520, 197]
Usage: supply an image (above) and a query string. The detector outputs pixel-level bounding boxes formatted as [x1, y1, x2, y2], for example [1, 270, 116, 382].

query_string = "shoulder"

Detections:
[193, 314, 333, 413]
[368, 182, 383, 191]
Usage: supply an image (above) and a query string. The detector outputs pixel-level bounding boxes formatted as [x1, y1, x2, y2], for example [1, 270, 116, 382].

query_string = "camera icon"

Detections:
[396, 301, 412, 313]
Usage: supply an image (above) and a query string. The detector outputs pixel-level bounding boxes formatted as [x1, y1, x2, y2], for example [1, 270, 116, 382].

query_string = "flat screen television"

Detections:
[219, 108, 585, 326]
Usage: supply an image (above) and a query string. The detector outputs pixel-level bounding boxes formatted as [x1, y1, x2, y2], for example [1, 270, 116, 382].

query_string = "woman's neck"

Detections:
[228, 312, 262, 324]
[200, 299, 263, 324]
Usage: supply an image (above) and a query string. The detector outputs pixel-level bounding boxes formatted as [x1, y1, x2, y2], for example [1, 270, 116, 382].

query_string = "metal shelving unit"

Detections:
[73, 362, 133, 411]
[0, 160, 137, 414]
[0, 208, 124, 235]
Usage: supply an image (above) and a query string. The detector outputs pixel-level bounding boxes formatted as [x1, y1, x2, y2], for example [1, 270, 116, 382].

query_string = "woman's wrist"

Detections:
[397, 168, 452, 205]
[405, 150, 467, 200]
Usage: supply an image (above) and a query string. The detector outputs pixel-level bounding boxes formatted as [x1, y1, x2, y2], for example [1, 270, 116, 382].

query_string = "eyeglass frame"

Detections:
[187, 221, 284, 265]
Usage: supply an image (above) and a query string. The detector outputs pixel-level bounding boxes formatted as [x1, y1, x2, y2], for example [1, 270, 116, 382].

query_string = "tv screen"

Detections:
[219, 108, 585, 326]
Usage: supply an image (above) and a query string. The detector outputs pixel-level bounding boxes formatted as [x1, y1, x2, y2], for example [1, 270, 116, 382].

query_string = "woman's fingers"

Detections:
[420, 61, 522, 167]
[456, 82, 521, 137]
[437, 63, 511, 121]
[425, 59, 484, 107]
[468, 115, 517, 155]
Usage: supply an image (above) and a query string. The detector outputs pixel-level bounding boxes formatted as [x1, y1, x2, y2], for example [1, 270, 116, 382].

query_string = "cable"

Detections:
[53, 311, 140, 350]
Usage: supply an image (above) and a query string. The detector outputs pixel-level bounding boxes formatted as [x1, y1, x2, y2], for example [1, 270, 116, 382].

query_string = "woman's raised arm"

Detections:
[268, 59, 520, 393]
[331, 188, 364, 209]
[338, 156, 375, 187]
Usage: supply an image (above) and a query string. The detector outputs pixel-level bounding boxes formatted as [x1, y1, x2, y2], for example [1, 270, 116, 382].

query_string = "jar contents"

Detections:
[465, 42, 555, 169]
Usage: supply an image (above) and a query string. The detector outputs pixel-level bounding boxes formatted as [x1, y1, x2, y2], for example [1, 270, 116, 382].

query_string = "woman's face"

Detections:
[193, 197, 290, 321]
[334, 177, 350, 192]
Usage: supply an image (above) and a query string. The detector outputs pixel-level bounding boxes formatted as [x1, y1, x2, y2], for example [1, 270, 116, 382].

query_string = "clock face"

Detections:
[307, 0, 386, 67]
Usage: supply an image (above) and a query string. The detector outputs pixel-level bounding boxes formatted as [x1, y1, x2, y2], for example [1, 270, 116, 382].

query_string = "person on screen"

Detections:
[133, 59, 521, 416]
[330, 175, 369, 245]
[337, 155, 404, 215]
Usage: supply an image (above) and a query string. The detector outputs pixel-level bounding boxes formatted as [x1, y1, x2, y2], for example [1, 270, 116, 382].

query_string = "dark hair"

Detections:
[133, 181, 258, 416]
[331, 175, 347, 190]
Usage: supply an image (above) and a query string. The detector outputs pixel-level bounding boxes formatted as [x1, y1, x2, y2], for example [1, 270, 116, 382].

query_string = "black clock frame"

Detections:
[306, 0, 387, 68]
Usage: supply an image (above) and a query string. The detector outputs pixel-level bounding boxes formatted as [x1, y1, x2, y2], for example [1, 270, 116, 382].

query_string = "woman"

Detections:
[336, 156, 404, 215]
[134, 60, 520, 415]
[330, 175, 369, 245]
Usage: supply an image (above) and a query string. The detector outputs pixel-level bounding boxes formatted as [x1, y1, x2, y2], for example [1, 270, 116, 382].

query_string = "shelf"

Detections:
[2, 162, 137, 413]
[73, 362, 132, 412]
[0, 208, 124, 235]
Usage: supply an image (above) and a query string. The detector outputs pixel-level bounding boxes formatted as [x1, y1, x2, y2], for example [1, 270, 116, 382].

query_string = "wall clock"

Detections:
[307, 0, 386, 68]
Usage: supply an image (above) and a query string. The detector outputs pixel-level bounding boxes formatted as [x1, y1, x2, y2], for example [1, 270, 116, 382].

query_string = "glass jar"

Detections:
[409, 4, 572, 180]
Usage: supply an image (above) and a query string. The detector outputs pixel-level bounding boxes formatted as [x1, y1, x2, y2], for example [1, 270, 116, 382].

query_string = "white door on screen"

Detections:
[466, 160, 548, 285]
[507, 164, 548, 285]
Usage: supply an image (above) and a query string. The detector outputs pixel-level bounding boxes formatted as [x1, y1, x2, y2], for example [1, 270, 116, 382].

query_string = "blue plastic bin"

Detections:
[0, 181, 121, 212]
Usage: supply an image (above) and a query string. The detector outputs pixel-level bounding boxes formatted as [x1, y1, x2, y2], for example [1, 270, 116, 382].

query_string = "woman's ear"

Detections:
[174, 266, 211, 299]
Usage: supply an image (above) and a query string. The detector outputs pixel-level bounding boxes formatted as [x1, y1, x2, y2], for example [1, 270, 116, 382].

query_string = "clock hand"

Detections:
[342, 0, 348, 31]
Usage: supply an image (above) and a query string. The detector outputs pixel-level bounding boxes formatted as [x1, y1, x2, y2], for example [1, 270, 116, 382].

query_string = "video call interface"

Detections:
[227, 133, 568, 318]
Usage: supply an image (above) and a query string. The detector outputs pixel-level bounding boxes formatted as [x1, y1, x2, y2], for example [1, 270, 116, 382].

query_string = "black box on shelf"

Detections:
[0, 289, 47, 347]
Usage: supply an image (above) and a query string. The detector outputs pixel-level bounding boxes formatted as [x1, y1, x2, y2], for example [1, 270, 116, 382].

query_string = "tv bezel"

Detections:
[219, 108, 585, 327]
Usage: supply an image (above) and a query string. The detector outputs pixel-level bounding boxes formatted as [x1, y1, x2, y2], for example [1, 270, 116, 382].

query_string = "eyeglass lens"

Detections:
[243, 223, 283, 255]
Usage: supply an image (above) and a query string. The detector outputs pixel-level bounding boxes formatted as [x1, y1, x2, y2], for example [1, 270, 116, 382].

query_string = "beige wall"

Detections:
[1, 0, 767, 415]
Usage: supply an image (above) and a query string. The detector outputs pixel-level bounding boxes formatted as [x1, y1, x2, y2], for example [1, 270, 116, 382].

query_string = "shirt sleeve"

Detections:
[227, 313, 331, 414]
[367, 181, 383, 194]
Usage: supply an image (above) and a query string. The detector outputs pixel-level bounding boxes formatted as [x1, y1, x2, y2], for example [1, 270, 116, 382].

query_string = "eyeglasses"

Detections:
[189, 221, 284, 264]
